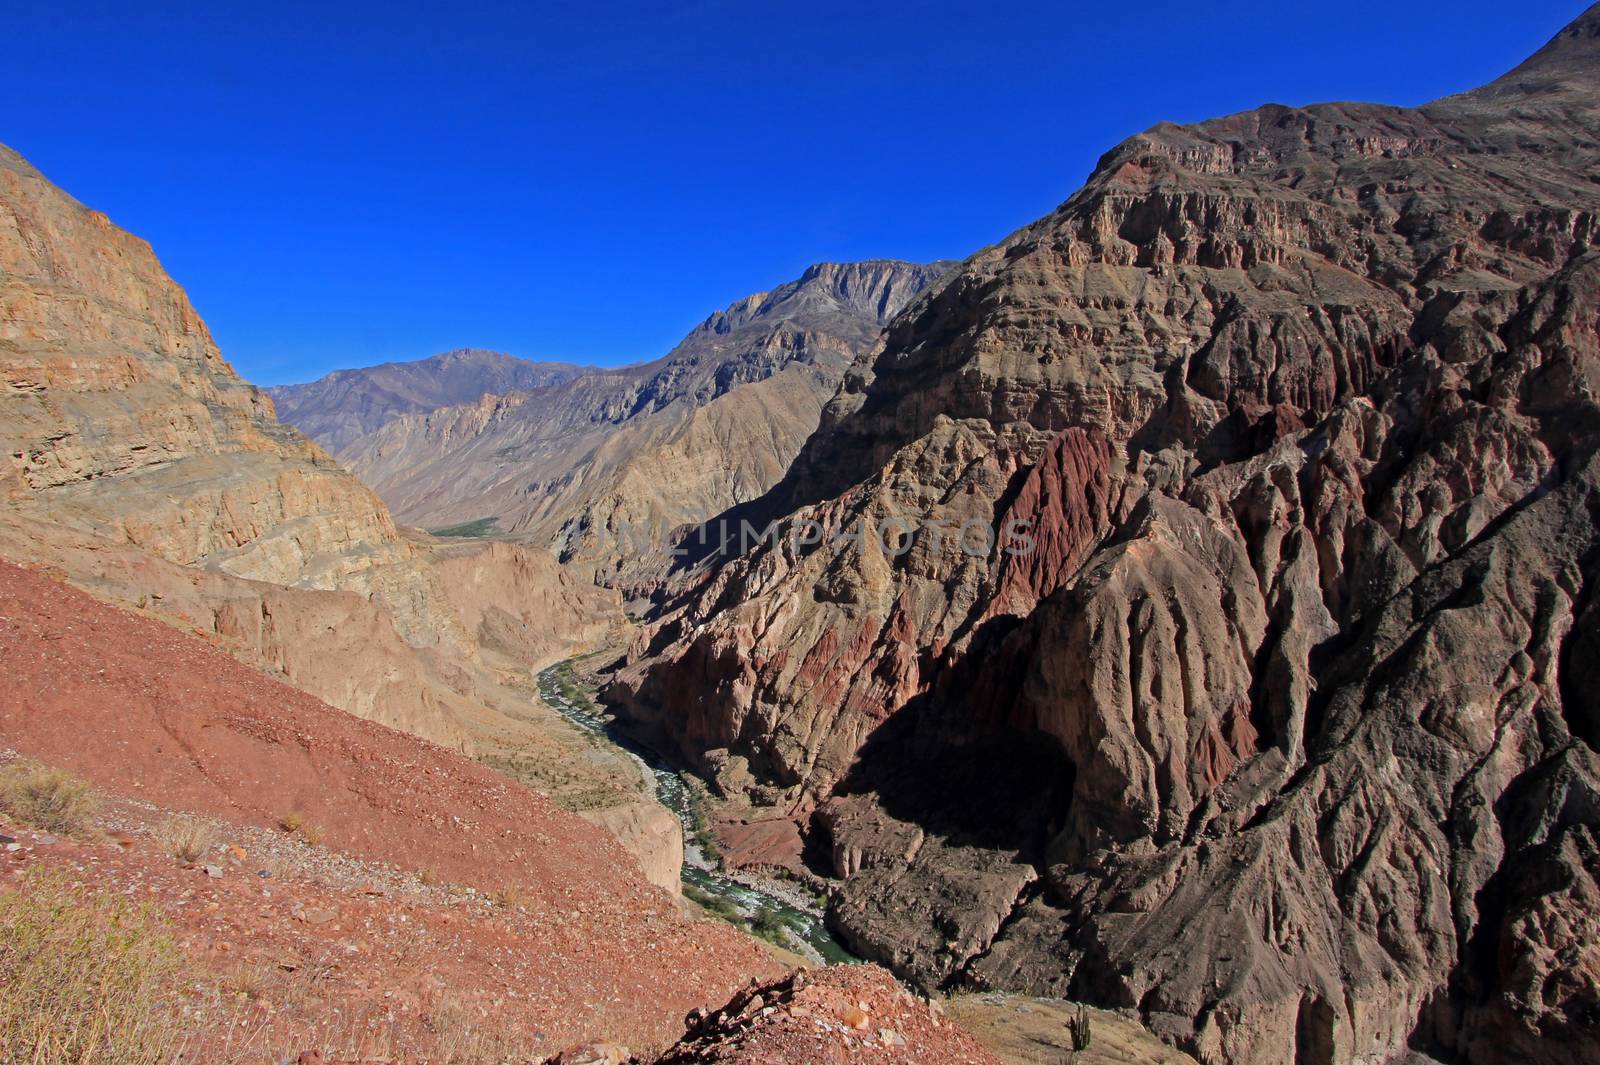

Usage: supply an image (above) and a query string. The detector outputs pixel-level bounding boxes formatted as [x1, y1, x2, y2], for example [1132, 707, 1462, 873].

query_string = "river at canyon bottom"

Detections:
[535, 660, 857, 966]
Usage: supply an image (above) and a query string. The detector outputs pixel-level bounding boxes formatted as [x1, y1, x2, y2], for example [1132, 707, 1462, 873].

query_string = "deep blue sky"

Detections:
[5, 1, 1588, 385]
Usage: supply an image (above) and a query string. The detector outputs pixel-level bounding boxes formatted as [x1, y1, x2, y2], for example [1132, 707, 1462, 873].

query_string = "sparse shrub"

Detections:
[277, 811, 323, 845]
[222, 961, 272, 1002]
[0, 758, 99, 835]
[684, 882, 742, 924]
[0, 871, 186, 1064]
[155, 812, 217, 863]
[682, 779, 724, 869]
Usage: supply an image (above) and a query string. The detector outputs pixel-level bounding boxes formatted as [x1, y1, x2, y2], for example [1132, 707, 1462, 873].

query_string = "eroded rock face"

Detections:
[0, 142, 692, 892]
[612, 10, 1600, 1064]
[1, 141, 474, 694]
[0, 143, 408, 586]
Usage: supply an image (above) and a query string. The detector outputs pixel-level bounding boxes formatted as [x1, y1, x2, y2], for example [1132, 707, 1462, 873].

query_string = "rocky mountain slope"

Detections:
[0, 139, 692, 886]
[609, 8, 1600, 1065]
[337, 260, 953, 572]
[1, 141, 405, 590]
[656, 966, 1003, 1064]
[268, 347, 591, 455]
[0, 554, 1167, 1064]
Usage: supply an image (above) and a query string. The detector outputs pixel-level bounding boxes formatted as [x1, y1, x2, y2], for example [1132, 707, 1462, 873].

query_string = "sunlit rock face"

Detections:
[610, 9, 1600, 1064]
[0, 140, 409, 587]
[0, 143, 624, 758]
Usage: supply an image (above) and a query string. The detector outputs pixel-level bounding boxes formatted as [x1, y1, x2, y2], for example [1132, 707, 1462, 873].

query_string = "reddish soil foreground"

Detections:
[0, 558, 780, 1059]
[658, 966, 1003, 1065]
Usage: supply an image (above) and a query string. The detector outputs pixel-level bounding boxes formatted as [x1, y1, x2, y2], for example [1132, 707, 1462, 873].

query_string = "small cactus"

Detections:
[1066, 1002, 1092, 1051]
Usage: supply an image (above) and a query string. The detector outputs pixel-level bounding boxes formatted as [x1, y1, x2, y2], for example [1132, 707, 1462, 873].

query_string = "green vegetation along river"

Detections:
[535, 660, 857, 965]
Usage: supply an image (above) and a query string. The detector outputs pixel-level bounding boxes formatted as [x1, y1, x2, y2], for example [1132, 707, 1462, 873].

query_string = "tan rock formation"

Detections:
[579, 799, 685, 894]
[1, 142, 404, 586]
[0, 140, 683, 891]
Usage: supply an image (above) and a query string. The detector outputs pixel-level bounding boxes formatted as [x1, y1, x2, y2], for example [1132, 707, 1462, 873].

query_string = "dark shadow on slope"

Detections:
[809, 606, 1076, 889]
[821, 689, 1074, 861]
[1557, 546, 1600, 753]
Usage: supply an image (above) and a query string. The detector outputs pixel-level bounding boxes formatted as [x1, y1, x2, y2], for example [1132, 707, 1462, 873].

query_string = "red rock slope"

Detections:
[0, 557, 776, 1055]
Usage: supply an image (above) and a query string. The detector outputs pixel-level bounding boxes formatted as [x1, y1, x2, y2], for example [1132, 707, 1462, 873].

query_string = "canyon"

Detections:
[4, 6, 1599, 1065]
[0, 137, 681, 888]
[0, 121, 1032, 1065]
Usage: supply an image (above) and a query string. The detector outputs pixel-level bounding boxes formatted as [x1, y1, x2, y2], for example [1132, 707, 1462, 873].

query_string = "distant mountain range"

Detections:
[273, 260, 956, 575]
[267, 348, 590, 454]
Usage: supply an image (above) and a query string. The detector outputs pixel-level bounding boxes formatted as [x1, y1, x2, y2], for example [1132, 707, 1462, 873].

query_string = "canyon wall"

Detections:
[610, 9, 1600, 1064]
[0, 140, 682, 885]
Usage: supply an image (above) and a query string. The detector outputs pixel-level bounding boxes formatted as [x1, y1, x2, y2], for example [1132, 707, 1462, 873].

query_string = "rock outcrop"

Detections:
[611, 9, 1600, 1064]
[268, 347, 590, 455]
[0, 135, 611, 664]
[656, 965, 1004, 1064]
[1, 139, 430, 599]
[333, 260, 954, 577]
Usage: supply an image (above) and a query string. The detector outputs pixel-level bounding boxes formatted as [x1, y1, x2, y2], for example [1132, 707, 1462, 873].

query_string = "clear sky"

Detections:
[5, 1, 1589, 385]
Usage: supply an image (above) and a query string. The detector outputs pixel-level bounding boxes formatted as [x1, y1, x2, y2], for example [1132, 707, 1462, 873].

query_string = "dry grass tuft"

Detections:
[277, 810, 324, 846]
[155, 812, 218, 864]
[221, 961, 274, 1003]
[424, 993, 529, 1064]
[491, 884, 530, 911]
[0, 871, 187, 1064]
[0, 758, 99, 835]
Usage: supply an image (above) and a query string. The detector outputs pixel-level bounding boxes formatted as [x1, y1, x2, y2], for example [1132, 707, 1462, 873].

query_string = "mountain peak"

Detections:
[1449, 2, 1600, 106]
